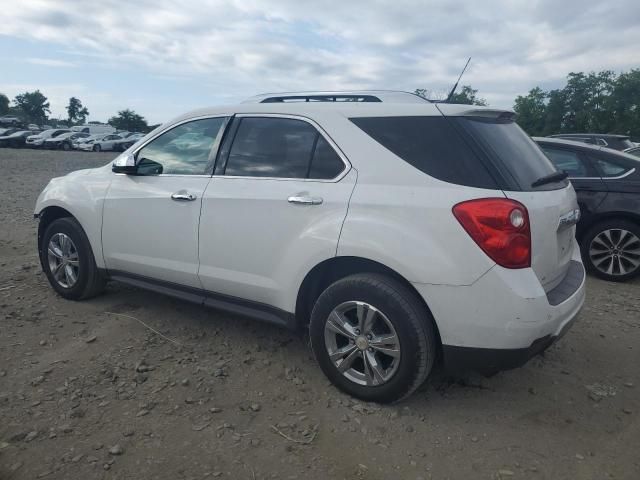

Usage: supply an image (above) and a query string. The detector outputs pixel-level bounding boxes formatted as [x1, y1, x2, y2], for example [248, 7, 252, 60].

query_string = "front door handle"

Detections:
[288, 195, 323, 205]
[171, 192, 197, 201]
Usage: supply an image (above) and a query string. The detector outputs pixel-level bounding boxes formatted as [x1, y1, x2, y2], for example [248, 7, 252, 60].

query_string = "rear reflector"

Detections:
[453, 198, 531, 269]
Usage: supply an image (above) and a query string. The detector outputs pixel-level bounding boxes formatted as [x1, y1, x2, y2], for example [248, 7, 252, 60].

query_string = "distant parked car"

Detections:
[549, 133, 634, 151]
[0, 116, 20, 126]
[27, 124, 40, 131]
[70, 124, 116, 136]
[535, 137, 640, 281]
[25, 129, 71, 148]
[78, 133, 125, 152]
[113, 132, 145, 151]
[624, 146, 640, 158]
[0, 127, 19, 136]
[44, 132, 90, 150]
[0, 130, 33, 148]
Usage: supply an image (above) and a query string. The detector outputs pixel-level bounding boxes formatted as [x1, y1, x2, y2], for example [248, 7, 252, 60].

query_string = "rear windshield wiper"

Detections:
[531, 170, 569, 188]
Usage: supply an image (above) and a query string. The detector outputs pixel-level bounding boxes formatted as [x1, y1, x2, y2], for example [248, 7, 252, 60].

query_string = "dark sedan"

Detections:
[534, 137, 640, 281]
[0, 130, 34, 148]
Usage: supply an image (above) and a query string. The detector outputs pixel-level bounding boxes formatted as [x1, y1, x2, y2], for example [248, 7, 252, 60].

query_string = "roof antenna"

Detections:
[445, 57, 471, 103]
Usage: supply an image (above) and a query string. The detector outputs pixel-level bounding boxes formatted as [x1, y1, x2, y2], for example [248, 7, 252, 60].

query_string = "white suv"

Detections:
[35, 92, 586, 402]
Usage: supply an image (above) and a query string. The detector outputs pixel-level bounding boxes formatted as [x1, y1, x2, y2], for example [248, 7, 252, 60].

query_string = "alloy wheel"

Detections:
[47, 233, 80, 288]
[589, 228, 640, 277]
[324, 301, 401, 386]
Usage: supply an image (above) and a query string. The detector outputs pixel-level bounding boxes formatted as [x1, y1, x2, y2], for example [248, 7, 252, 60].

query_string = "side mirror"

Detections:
[112, 153, 137, 174]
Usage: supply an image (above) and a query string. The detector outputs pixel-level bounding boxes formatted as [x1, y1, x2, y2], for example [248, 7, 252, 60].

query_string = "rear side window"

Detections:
[224, 117, 345, 180]
[308, 136, 345, 179]
[350, 116, 498, 189]
[593, 157, 629, 177]
[456, 117, 566, 191]
[539, 146, 590, 177]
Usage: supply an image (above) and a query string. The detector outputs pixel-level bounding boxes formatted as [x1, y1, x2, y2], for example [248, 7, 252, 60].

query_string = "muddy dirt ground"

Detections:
[0, 148, 638, 480]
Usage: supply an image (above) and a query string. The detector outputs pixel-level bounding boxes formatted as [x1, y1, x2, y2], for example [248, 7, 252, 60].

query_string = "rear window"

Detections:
[350, 116, 498, 189]
[456, 117, 567, 191]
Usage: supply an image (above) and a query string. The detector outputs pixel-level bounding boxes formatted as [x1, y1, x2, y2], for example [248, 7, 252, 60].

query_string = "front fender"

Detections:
[35, 167, 112, 269]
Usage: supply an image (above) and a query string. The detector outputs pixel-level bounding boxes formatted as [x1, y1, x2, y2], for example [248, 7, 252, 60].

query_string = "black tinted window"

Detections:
[540, 147, 589, 177]
[136, 117, 226, 175]
[309, 136, 344, 179]
[226, 118, 317, 178]
[457, 118, 565, 191]
[350, 116, 497, 189]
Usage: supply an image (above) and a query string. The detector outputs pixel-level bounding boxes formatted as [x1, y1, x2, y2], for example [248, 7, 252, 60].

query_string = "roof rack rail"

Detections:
[242, 90, 429, 104]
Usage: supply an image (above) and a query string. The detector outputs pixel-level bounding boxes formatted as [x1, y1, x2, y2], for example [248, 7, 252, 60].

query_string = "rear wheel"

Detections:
[62, 142, 71, 151]
[581, 219, 640, 282]
[309, 273, 436, 403]
[40, 217, 106, 300]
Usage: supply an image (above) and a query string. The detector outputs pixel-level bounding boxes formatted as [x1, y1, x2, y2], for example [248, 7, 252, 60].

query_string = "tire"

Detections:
[309, 273, 437, 403]
[93, 144, 101, 152]
[580, 219, 640, 282]
[40, 217, 106, 300]
[62, 142, 71, 151]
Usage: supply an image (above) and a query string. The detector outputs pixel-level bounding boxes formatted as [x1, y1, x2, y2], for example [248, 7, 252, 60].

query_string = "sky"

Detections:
[1, 0, 639, 124]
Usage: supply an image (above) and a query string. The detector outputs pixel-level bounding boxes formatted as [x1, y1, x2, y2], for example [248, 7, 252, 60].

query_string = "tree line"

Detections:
[0, 91, 155, 133]
[415, 68, 640, 140]
[3, 69, 639, 138]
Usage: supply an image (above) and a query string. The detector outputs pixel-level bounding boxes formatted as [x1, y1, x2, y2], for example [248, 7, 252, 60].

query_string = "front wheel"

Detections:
[40, 217, 106, 300]
[309, 273, 437, 403]
[581, 219, 640, 282]
[93, 144, 101, 152]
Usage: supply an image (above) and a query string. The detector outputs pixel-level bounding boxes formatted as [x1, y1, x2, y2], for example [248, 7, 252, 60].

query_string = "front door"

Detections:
[102, 116, 227, 288]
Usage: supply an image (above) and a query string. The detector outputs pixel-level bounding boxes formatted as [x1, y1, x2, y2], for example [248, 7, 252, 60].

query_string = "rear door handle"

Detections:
[171, 192, 197, 201]
[287, 195, 323, 205]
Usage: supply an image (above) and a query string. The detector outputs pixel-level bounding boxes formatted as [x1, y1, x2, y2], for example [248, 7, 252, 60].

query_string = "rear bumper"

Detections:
[442, 312, 576, 375]
[413, 241, 585, 373]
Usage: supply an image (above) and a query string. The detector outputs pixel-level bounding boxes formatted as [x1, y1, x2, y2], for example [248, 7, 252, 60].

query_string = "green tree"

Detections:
[66, 97, 89, 125]
[448, 85, 487, 106]
[13, 90, 50, 124]
[513, 87, 547, 136]
[0, 93, 9, 115]
[414, 85, 487, 104]
[108, 109, 149, 132]
[607, 69, 640, 138]
[542, 89, 567, 136]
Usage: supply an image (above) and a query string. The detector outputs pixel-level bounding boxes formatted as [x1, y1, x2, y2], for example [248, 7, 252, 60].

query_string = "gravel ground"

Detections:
[0, 147, 639, 480]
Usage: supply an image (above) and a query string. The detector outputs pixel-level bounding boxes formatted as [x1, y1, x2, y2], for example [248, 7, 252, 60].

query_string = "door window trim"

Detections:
[128, 115, 231, 178]
[212, 113, 351, 183]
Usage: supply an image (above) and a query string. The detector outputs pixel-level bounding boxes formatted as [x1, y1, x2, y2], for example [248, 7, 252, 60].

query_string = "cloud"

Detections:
[0, 0, 638, 118]
[25, 57, 76, 68]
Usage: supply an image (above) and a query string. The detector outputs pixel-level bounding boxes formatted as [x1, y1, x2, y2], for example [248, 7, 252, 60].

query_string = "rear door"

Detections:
[198, 114, 355, 310]
[453, 115, 579, 291]
[538, 144, 608, 228]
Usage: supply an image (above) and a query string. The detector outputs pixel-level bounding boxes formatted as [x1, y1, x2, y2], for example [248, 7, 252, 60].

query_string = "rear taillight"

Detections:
[452, 198, 531, 269]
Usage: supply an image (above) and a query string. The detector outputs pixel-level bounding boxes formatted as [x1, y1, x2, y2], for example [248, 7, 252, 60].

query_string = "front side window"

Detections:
[540, 147, 590, 177]
[136, 117, 226, 175]
[224, 117, 345, 179]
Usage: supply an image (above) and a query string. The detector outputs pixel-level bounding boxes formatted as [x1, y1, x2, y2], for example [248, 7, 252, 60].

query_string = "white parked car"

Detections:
[43, 132, 90, 150]
[78, 133, 124, 152]
[34, 92, 585, 402]
[70, 124, 115, 136]
[25, 129, 71, 148]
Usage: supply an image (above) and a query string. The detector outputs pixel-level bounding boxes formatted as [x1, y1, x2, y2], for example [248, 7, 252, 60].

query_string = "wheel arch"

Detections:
[37, 206, 75, 251]
[578, 211, 640, 240]
[295, 256, 442, 348]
